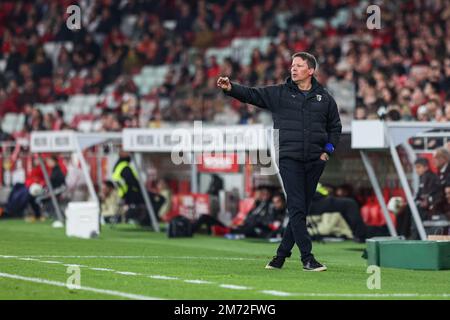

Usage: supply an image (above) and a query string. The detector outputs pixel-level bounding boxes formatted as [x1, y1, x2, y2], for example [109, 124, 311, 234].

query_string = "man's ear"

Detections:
[308, 68, 315, 76]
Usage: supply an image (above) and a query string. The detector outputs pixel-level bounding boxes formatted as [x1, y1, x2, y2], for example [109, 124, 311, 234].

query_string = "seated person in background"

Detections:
[262, 192, 288, 238]
[433, 147, 450, 215]
[24, 158, 45, 222]
[433, 147, 450, 186]
[37, 155, 67, 219]
[192, 187, 285, 238]
[45, 155, 66, 191]
[231, 191, 285, 238]
[309, 183, 368, 242]
[444, 180, 450, 219]
[23, 154, 66, 222]
[100, 180, 121, 223]
[156, 178, 172, 221]
[400, 157, 443, 239]
[438, 177, 450, 221]
[243, 186, 272, 219]
[414, 158, 442, 216]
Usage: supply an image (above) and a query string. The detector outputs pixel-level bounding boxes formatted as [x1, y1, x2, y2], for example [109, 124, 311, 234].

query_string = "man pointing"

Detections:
[217, 52, 342, 271]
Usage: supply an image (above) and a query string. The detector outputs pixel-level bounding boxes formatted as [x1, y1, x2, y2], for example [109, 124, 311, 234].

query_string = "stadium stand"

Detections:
[0, 0, 449, 238]
[1, 0, 450, 135]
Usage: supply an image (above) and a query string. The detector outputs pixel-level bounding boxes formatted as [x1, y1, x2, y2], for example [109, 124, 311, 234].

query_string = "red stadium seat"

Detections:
[231, 198, 255, 227]
[360, 196, 397, 227]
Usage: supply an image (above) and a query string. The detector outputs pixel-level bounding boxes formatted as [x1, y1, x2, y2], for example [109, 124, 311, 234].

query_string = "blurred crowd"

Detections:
[1, 0, 450, 137]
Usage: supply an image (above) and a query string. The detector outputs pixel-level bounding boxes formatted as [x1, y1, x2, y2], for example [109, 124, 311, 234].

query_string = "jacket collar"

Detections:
[285, 76, 323, 96]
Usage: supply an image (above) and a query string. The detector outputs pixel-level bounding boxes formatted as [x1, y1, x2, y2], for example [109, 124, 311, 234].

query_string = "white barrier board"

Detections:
[65, 201, 99, 239]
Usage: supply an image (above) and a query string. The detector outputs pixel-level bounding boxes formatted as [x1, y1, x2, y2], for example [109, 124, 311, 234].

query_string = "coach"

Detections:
[217, 52, 342, 271]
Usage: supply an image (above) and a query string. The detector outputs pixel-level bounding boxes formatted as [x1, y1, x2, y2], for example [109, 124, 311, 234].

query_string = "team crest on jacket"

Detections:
[316, 94, 322, 101]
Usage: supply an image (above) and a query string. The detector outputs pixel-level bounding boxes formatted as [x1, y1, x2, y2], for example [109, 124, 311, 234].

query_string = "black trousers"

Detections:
[28, 193, 41, 218]
[276, 158, 326, 263]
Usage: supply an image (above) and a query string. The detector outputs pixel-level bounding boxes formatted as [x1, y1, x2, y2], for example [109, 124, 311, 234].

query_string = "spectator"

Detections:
[433, 147, 450, 215]
[1, 1, 450, 126]
[310, 184, 368, 242]
[156, 178, 172, 221]
[400, 157, 444, 239]
[100, 180, 121, 223]
[433, 147, 450, 188]
[65, 154, 88, 201]
[443, 180, 450, 219]
[193, 187, 286, 239]
[206, 174, 224, 197]
[414, 158, 442, 215]
[112, 150, 144, 206]
[24, 157, 45, 222]
[45, 155, 66, 190]
[112, 150, 164, 226]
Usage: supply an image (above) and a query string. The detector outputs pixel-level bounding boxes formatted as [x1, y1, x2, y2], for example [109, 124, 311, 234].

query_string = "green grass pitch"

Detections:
[0, 219, 449, 300]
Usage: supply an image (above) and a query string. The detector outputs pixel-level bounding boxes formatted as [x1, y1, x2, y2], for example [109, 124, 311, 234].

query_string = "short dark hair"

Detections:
[103, 180, 115, 189]
[272, 192, 285, 202]
[292, 52, 318, 70]
[414, 157, 429, 167]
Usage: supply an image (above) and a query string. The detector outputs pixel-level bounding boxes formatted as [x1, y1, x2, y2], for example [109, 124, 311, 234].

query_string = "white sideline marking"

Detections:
[63, 264, 87, 268]
[116, 271, 139, 276]
[290, 292, 450, 298]
[1, 255, 261, 261]
[219, 284, 250, 290]
[149, 275, 179, 280]
[89, 267, 114, 272]
[40, 261, 62, 264]
[5, 255, 449, 298]
[0, 272, 161, 300]
[261, 290, 293, 297]
[184, 280, 213, 284]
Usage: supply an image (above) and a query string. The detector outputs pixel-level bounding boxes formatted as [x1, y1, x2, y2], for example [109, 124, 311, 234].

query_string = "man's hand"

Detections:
[320, 152, 329, 161]
[217, 76, 232, 91]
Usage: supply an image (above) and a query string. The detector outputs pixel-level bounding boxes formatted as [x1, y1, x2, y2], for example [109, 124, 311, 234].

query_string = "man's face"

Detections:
[272, 196, 285, 210]
[414, 164, 427, 176]
[291, 57, 314, 83]
[119, 150, 130, 158]
[433, 154, 448, 169]
[260, 189, 271, 202]
[102, 184, 112, 195]
[354, 107, 367, 119]
[445, 103, 450, 120]
[45, 158, 56, 168]
[445, 186, 450, 204]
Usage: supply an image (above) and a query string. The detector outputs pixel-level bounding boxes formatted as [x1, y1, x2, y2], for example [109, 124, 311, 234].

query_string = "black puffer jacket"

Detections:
[224, 77, 342, 162]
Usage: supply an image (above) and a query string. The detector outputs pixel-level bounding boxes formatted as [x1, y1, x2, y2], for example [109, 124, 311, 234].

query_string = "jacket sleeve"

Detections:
[223, 82, 279, 112]
[326, 95, 342, 152]
[425, 173, 443, 210]
[121, 167, 140, 191]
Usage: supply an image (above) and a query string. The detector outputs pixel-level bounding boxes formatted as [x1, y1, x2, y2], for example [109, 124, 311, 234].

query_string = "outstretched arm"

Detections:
[217, 76, 278, 111]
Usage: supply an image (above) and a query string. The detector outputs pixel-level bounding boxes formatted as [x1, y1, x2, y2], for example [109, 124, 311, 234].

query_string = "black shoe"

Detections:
[303, 257, 327, 272]
[265, 256, 285, 269]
